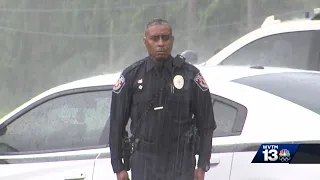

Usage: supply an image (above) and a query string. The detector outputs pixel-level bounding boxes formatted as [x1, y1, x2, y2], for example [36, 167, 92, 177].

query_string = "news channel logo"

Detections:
[251, 144, 299, 163]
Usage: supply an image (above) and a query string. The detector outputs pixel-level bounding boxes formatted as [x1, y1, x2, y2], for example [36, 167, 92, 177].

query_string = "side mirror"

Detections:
[0, 127, 7, 136]
[181, 50, 198, 64]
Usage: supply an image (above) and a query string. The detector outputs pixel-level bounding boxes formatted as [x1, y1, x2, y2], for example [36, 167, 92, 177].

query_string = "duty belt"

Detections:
[133, 138, 189, 154]
[133, 139, 158, 153]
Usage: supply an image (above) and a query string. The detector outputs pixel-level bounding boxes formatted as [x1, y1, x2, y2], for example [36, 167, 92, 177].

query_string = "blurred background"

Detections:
[0, 0, 320, 116]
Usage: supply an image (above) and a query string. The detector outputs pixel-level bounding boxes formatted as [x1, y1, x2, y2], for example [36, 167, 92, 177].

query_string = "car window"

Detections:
[219, 30, 320, 70]
[0, 90, 112, 154]
[212, 101, 237, 137]
[211, 95, 247, 137]
[232, 72, 320, 115]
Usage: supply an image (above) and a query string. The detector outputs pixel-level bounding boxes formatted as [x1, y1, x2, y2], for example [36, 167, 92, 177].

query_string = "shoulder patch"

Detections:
[194, 72, 208, 91]
[113, 74, 125, 94]
[122, 59, 146, 75]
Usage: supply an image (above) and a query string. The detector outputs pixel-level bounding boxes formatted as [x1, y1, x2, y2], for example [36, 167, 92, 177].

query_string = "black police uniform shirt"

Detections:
[109, 55, 216, 173]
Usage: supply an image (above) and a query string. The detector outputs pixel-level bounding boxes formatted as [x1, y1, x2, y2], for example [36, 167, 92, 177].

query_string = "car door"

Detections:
[0, 86, 113, 180]
[92, 117, 132, 180]
[205, 95, 248, 180]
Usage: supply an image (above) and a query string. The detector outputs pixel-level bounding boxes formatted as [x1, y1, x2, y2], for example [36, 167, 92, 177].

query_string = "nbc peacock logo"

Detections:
[279, 149, 291, 162]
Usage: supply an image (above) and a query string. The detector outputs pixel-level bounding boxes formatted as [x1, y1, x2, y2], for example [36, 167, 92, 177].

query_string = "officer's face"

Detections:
[143, 24, 174, 61]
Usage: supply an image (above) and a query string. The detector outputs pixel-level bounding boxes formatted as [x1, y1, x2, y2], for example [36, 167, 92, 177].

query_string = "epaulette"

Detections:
[183, 62, 200, 73]
[121, 58, 146, 75]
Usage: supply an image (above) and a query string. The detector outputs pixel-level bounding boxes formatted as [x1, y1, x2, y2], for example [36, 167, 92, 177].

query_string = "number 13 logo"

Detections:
[262, 149, 278, 161]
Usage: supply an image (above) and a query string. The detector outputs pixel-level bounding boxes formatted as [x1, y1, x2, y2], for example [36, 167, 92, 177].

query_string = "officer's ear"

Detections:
[143, 36, 147, 46]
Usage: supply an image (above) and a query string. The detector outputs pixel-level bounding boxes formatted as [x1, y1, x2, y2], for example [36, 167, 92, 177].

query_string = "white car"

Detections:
[1, 65, 320, 180]
[201, 10, 320, 71]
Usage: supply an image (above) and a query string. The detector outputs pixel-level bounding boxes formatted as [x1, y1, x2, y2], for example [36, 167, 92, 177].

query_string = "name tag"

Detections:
[154, 106, 163, 110]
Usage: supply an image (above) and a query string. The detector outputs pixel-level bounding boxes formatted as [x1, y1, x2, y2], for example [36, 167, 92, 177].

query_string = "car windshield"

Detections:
[219, 30, 320, 71]
[232, 72, 320, 115]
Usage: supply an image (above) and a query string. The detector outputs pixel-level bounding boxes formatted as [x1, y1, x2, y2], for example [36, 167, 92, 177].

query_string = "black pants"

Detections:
[131, 148, 196, 180]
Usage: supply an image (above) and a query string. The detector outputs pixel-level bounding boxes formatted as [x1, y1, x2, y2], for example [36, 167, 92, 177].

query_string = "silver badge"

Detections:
[173, 75, 184, 89]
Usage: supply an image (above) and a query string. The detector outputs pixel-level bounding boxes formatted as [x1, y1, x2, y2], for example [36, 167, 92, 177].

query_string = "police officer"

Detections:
[109, 18, 216, 180]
